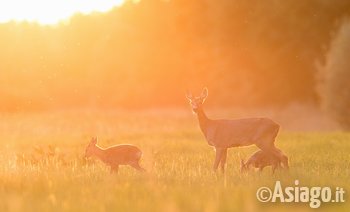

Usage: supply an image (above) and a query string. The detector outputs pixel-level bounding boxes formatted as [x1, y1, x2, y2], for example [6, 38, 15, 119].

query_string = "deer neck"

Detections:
[196, 107, 210, 134]
[93, 146, 106, 161]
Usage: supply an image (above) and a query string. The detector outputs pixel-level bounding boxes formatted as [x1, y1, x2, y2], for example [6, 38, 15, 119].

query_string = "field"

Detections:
[0, 109, 349, 212]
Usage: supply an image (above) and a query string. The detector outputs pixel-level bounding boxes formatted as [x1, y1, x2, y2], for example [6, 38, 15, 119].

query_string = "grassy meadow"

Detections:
[0, 109, 349, 212]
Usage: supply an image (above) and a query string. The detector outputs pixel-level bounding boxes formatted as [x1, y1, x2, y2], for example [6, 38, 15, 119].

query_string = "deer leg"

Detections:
[213, 148, 223, 171]
[270, 149, 288, 169]
[246, 162, 251, 171]
[110, 165, 119, 174]
[273, 147, 289, 169]
[272, 164, 277, 174]
[130, 162, 146, 172]
[220, 148, 227, 173]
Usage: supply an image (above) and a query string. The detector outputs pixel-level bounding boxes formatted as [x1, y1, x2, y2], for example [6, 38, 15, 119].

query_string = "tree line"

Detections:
[0, 0, 349, 112]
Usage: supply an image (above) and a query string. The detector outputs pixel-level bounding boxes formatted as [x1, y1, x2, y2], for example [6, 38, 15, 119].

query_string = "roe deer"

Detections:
[85, 137, 145, 173]
[186, 88, 288, 173]
[240, 150, 282, 173]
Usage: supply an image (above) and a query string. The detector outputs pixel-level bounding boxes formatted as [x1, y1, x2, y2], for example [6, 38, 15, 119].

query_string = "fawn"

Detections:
[240, 150, 283, 173]
[85, 137, 145, 173]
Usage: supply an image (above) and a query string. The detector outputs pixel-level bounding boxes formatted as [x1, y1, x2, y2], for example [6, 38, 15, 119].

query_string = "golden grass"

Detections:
[0, 110, 349, 211]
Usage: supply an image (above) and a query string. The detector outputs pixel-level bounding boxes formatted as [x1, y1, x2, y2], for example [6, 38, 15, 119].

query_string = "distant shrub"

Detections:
[318, 21, 350, 130]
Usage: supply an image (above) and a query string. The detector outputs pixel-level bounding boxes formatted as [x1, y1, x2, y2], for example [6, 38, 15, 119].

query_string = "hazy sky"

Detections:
[0, 0, 124, 24]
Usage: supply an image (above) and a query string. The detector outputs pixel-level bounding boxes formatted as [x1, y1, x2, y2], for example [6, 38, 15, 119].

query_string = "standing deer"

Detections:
[85, 137, 146, 173]
[186, 88, 288, 173]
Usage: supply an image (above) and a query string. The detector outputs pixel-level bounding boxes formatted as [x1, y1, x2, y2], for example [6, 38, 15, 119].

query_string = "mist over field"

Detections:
[0, 0, 350, 212]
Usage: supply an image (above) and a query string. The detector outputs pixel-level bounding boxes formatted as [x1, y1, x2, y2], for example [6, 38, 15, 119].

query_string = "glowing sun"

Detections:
[0, 0, 125, 25]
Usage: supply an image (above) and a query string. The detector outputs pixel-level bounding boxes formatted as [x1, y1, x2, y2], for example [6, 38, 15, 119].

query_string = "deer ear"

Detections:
[201, 87, 208, 99]
[185, 90, 193, 100]
[91, 137, 97, 145]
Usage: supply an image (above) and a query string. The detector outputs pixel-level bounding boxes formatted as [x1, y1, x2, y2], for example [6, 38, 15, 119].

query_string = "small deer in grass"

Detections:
[84, 137, 146, 173]
[186, 87, 288, 173]
[240, 150, 282, 173]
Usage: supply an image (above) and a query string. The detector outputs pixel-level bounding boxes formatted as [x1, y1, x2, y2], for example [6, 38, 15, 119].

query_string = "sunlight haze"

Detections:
[0, 1, 350, 211]
[0, 0, 125, 24]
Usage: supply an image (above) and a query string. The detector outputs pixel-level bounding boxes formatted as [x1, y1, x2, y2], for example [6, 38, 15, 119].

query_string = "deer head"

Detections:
[85, 137, 98, 158]
[186, 87, 208, 113]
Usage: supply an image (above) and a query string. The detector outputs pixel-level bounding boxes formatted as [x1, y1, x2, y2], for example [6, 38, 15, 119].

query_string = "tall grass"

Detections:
[0, 110, 349, 211]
